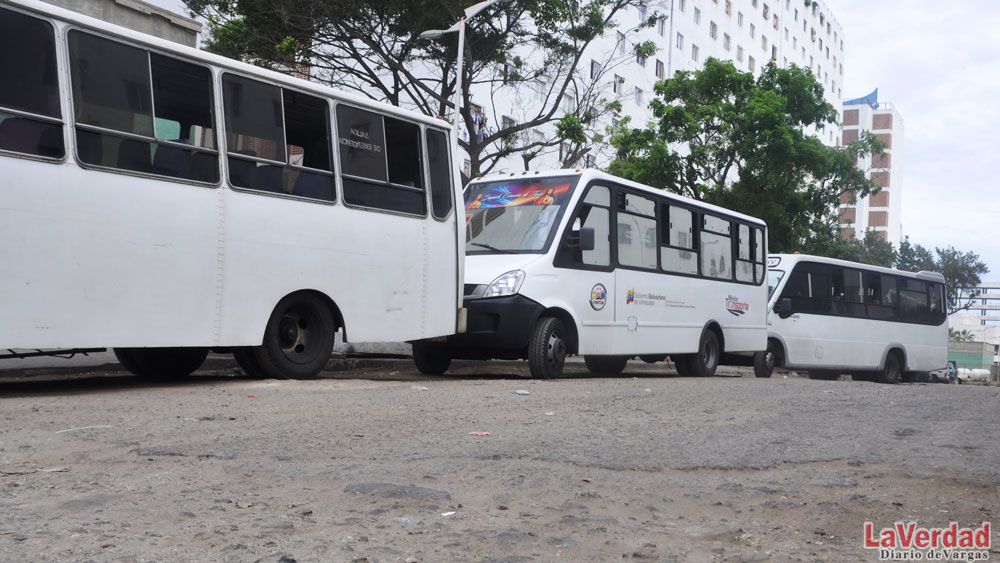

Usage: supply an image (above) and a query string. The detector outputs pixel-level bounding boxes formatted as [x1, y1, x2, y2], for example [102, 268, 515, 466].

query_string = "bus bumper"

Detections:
[441, 294, 544, 353]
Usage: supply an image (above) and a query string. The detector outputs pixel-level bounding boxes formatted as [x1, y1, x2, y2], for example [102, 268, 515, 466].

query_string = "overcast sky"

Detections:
[827, 0, 999, 279]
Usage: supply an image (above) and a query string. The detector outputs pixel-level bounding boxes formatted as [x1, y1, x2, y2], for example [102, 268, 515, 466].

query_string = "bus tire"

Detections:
[528, 316, 566, 379]
[672, 355, 692, 376]
[584, 355, 629, 375]
[251, 293, 336, 379]
[412, 341, 451, 375]
[114, 347, 207, 378]
[753, 341, 777, 378]
[877, 353, 902, 384]
[233, 348, 270, 379]
[688, 330, 720, 377]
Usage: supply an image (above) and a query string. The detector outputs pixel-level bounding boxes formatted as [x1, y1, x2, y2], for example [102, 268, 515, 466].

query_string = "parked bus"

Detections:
[411, 169, 769, 378]
[0, 0, 464, 379]
[755, 254, 948, 383]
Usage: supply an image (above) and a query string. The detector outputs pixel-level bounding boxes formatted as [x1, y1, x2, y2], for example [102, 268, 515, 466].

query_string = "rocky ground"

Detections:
[1, 358, 998, 562]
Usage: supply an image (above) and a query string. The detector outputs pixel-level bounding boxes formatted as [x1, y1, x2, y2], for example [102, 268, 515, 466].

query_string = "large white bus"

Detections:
[411, 169, 769, 378]
[0, 0, 464, 379]
[755, 254, 948, 383]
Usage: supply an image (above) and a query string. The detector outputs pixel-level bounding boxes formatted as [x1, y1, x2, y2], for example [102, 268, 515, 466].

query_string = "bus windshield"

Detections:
[464, 176, 578, 254]
[768, 269, 785, 298]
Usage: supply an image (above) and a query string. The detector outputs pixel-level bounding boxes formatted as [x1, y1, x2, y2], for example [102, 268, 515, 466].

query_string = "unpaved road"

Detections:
[1, 359, 998, 562]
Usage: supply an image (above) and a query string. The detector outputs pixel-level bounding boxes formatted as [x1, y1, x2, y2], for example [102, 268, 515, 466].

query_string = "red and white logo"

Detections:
[864, 521, 991, 560]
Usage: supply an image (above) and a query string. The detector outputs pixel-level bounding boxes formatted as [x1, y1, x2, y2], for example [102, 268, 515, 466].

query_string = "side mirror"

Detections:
[567, 227, 595, 252]
[773, 297, 793, 319]
[578, 227, 595, 252]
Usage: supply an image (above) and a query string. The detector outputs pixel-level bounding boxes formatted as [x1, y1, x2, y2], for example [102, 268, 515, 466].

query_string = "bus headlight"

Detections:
[483, 270, 525, 298]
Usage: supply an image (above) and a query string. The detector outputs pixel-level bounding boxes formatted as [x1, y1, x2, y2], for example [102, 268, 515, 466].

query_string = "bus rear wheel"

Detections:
[584, 355, 629, 375]
[877, 353, 902, 384]
[687, 330, 720, 377]
[251, 293, 336, 379]
[528, 316, 566, 379]
[113, 347, 208, 379]
[753, 341, 777, 378]
[672, 355, 692, 376]
[412, 341, 451, 375]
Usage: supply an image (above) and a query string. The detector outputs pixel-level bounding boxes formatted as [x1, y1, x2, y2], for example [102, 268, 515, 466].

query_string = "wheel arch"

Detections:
[703, 320, 725, 353]
[283, 288, 345, 341]
[767, 336, 787, 367]
[881, 344, 907, 371]
[540, 307, 580, 355]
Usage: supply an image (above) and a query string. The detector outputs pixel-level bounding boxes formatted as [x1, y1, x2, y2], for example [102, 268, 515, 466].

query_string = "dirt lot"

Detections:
[1, 358, 998, 562]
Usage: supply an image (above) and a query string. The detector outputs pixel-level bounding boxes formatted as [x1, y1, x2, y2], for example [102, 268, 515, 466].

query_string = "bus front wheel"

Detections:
[412, 341, 451, 375]
[753, 341, 777, 378]
[251, 293, 336, 379]
[687, 330, 720, 377]
[877, 353, 902, 384]
[528, 317, 566, 379]
[584, 355, 629, 375]
[114, 347, 208, 379]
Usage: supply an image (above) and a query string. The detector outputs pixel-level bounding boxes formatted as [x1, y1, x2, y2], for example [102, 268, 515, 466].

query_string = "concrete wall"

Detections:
[41, 0, 201, 47]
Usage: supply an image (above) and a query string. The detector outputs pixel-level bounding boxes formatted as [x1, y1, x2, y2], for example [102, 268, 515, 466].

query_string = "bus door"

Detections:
[555, 184, 616, 354]
[612, 190, 663, 353]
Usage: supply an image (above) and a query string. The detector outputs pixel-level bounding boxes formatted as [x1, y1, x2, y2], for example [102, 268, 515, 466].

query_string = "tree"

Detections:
[607, 58, 884, 252]
[935, 245, 989, 315]
[184, 0, 662, 181]
[949, 328, 976, 342]
[896, 236, 936, 272]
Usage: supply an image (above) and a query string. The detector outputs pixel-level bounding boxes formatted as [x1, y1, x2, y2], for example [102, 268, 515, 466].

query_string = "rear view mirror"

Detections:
[773, 297, 793, 319]
[568, 227, 595, 252]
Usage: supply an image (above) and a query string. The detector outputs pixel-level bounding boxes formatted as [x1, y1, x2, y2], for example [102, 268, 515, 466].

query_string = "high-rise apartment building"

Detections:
[470, 0, 846, 172]
[838, 89, 904, 246]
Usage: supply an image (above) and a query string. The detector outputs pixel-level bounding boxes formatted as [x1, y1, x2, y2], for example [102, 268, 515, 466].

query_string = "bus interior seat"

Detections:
[0, 117, 63, 157]
[292, 171, 331, 200]
[116, 138, 151, 173]
[151, 139, 190, 178]
[253, 164, 283, 193]
[228, 150, 256, 188]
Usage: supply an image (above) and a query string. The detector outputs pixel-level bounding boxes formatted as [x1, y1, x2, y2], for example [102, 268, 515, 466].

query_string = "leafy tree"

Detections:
[949, 328, 976, 342]
[184, 0, 661, 181]
[607, 58, 884, 252]
[896, 236, 936, 272]
[935, 245, 989, 315]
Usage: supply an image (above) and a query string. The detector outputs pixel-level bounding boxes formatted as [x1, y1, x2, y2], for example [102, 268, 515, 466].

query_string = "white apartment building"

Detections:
[469, 0, 846, 173]
[838, 88, 904, 246]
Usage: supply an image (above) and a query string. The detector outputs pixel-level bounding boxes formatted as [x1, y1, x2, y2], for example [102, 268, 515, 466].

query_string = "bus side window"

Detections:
[559, 185, 610, 268]
[426, 129, 453, 219]
[0, 7, 64, 159]
[929, 282, 946, 325]
[660, 204, 697, 275]
[700, 214, 732, 280]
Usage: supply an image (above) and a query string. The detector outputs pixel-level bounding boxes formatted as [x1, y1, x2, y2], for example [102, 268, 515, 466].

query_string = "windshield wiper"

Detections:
[468, 242, 514, 254]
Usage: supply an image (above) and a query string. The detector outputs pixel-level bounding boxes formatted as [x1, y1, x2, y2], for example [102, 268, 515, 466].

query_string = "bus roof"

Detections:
[5, 0, 452, 132]
[768, 253, 945, 283]
[470, 168, 768, 227]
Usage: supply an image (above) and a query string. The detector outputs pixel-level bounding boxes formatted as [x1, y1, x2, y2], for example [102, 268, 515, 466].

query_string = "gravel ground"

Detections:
[1, 358, 998, 562]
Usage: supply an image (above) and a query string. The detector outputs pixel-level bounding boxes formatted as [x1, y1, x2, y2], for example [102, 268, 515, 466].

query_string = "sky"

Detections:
[827, 0, 1000, 279]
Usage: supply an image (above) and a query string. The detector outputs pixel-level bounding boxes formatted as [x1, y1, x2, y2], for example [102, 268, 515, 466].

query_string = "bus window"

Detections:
[899, 278, 929, 323]
[660, 204, 697, 275]
[616, 192, 657, 269]
[830, 267, 864, 317]
[736, 224, 753, 282]
[338, 105, 426, 214]
[701, 214, 732, 280]
[0, 7, 64, 158]
[70, 31, 217, 181]
[426, 129, 453, 219]
[283, 90, 333, 200]
[929, 282, 946, 325]
[865, 272, 899, 321]
[754, 228, 765, 283]
[781, 261, 830, 314]
[568, 185, 611, 267]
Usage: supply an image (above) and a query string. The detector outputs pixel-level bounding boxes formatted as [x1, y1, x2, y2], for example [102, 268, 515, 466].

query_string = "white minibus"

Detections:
[755, 254, 948, 383]
[0, 0, 464, 379]
[412, 169, 769, 378]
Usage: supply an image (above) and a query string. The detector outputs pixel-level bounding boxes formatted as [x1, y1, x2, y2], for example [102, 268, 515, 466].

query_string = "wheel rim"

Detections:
[764, 351, 775, 371]
[277, 307, 318, 365]
[546, 329, 565, 371]
[701, 338, 718, 370]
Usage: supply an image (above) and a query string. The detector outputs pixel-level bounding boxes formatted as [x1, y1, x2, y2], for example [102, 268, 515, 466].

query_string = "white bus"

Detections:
[0, 0, 464, 379]
[411, 169, 769, 378]
[755, 254, 948, 383]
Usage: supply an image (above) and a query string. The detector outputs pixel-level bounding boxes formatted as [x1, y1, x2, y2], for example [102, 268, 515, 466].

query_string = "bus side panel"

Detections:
[519, 266, 616, 355]
[0, 160, 220, 348]
[898, 322, 949, 372]
[219, 193, 455, 344]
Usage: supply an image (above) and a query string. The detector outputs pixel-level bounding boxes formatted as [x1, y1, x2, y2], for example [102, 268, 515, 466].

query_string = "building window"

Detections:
[691, 44, 699, 62]
[590, 59, 600, 79]
[750, 23, 756, 38]
[655, 59, 665, 79]
[658, 18, 666, 36]
[676, 33, 684, 50]
[771, 45, 777, 60]
[762, 35, 767, 51]
[710, 21, 718, 39]
[637, 52, 647, 66]
[634, 87, 643, 105]
[694, 7, 701, 24]
[826, 46, 830, 58]
[738, 11, 744, 26]
[725, 0, 732, 16]
[819, 38, 823, 50]
[794, 8, 798, 20]
[617, 32, 626, 54]
[793, 36, 797, 49]
[752, 0, 758, 8]
[773, 14, 779, 29]
[638, 5, 647, 22]
[749, 56, 755, 72]
[678, 0, 685, 12]
[723, 33, 731, 51]
[613, 75, 624, 94]
[737, 45, 744, 62]
[762, 3, 769, 19]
